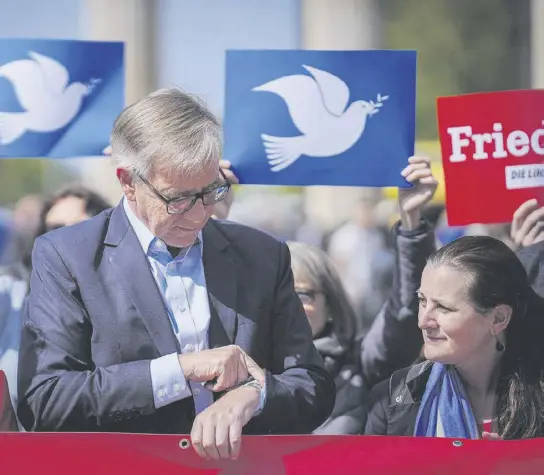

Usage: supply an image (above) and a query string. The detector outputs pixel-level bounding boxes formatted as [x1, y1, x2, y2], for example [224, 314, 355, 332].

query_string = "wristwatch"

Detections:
[242, 379, 262, 392]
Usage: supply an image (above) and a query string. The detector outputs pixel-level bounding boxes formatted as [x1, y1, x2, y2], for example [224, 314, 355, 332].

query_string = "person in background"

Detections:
[365, 235, 544, 440]
[0, 186, 110, 418]
[288, 240, 364, 434]
[327, 197, 390, 330]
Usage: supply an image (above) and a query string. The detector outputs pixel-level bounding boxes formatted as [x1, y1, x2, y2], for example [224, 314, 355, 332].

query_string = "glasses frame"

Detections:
[136, 168, 231, 215]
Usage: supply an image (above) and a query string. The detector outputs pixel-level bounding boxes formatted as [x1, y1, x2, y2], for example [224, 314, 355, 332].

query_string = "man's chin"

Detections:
[167, 229, 200, 247]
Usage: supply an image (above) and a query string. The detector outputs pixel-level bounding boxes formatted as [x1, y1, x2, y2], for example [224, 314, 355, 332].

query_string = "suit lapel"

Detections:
[105, 203, 179, 356]
[202, 221, 237, 348]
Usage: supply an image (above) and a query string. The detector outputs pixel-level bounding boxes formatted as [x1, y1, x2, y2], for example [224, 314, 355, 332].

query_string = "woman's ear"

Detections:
[118, 169, 136, 201]
[492, 304, 512, 335]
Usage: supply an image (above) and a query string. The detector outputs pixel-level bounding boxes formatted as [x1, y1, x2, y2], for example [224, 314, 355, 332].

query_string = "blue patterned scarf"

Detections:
[414, 363, 480, 439]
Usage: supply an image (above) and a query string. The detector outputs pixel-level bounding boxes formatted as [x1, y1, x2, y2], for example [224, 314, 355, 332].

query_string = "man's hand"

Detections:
[219, 160, 239, 185]
[213, 160, 238, 220]
[511, 199, 544, 250]
[398, 156, 438, 231]
[191, 385, 260, 459]
[178, 345, 265, 392]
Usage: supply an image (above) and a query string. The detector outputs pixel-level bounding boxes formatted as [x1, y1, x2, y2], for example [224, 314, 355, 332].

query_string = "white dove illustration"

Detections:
[0, 51, 95, 145]
[252, 64, 388, 172]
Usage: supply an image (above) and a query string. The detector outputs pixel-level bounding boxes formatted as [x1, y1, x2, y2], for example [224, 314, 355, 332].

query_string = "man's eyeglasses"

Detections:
[136, 168, 231, 215]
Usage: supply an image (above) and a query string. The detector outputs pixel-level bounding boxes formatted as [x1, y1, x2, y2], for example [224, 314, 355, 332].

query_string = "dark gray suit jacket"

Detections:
[17, 203, 334, 433]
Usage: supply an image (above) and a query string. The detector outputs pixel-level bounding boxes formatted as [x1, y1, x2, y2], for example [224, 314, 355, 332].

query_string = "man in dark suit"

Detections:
[17, 88, 334, 459]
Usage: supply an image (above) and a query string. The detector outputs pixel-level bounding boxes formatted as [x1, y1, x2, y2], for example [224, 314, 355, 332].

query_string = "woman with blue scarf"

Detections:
[365, 235, 544, 440]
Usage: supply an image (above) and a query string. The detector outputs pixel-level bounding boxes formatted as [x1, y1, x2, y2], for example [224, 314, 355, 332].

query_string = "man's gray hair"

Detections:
[110, 88, 222, 179]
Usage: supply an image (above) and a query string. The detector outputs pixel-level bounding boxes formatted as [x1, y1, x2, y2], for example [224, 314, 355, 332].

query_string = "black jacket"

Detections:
[364, 361, 432, 435]
[360, 220, 434, 389]
[312, 334, 367, 434]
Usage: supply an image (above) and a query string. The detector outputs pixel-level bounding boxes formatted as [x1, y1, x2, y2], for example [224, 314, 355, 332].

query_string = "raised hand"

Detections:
[398, 156, 439, 230]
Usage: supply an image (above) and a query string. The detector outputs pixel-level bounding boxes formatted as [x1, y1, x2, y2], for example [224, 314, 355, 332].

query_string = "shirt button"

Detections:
[173, 383, 181, 392]
[193, 388, 200, 396]
[158, 388, 166, 398]
[186, 344, 194, 352]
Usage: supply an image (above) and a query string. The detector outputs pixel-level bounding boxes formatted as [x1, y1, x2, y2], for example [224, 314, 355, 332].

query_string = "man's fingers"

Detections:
[215, 420, 231, 459]
[219, 160, 239, 184]
[202, 419, 221, 460]
[245, 354, 265, 387]
[191, 419, 206, 458]
[236, 357, 248, 385]
[229, 420, 243, 460]
[213, 372, 230, 392]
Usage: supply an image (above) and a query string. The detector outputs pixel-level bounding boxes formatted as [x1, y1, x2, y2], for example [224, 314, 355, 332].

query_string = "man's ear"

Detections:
[118, 169, 136, 201]
[492, 304, 512, 335]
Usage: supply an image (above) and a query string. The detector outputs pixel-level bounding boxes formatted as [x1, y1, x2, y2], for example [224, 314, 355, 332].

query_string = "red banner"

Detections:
[437, 89, 544, 226]
[1, 432, 544, 474]
[2, 371, 544, 474]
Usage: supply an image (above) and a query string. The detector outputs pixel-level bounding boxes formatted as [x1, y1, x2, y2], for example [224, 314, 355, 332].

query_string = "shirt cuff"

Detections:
[150, 353, 192, 409]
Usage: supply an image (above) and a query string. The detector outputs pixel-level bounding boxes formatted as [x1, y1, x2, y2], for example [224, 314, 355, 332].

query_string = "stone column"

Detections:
[76, 0, 156, 204]
[300, 0, 382, 231]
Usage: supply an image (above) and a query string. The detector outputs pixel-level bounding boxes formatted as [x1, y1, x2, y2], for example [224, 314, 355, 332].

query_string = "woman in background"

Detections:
[288, 241, 364, 434]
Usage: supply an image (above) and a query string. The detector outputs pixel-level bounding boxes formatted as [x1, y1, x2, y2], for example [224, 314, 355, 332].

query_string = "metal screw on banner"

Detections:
[452, 440, 463, 447]
[179, 438, 191, 449]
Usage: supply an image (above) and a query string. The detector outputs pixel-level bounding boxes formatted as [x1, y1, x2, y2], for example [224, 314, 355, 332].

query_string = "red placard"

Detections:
[437, 89, 544, 225]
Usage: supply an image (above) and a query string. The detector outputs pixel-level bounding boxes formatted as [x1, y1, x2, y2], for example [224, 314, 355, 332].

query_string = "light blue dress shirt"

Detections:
[123, 200, 264, 415]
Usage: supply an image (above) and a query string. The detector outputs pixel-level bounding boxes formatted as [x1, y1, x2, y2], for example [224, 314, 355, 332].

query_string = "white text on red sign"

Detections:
[447, 122, 544, 162]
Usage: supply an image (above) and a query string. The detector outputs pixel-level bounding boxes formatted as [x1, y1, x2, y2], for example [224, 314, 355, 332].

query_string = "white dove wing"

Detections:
[0, 59, 50, 112]
[253, 74, 326, 135]
[28, 51, 69, 96]
[302, 65, 350, 116]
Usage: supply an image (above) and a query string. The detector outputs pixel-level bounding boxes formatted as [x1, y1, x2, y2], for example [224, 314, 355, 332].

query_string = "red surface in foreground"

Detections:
[2, 371, 544, 474]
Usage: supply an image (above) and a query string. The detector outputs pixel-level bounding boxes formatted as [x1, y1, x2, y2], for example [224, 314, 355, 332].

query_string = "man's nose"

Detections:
[183, 197, 208, 222]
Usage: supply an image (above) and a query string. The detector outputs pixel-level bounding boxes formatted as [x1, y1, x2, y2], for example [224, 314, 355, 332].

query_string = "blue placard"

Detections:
[0, 38, 124, 158]
[224, 49, 417, 187]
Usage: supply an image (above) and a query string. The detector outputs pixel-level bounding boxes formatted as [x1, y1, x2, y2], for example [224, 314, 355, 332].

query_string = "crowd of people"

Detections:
[0, 87, 544, 459]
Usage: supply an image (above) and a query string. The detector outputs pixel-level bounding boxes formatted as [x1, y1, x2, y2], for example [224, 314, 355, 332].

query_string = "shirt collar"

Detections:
[123, 197, 203, 255]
